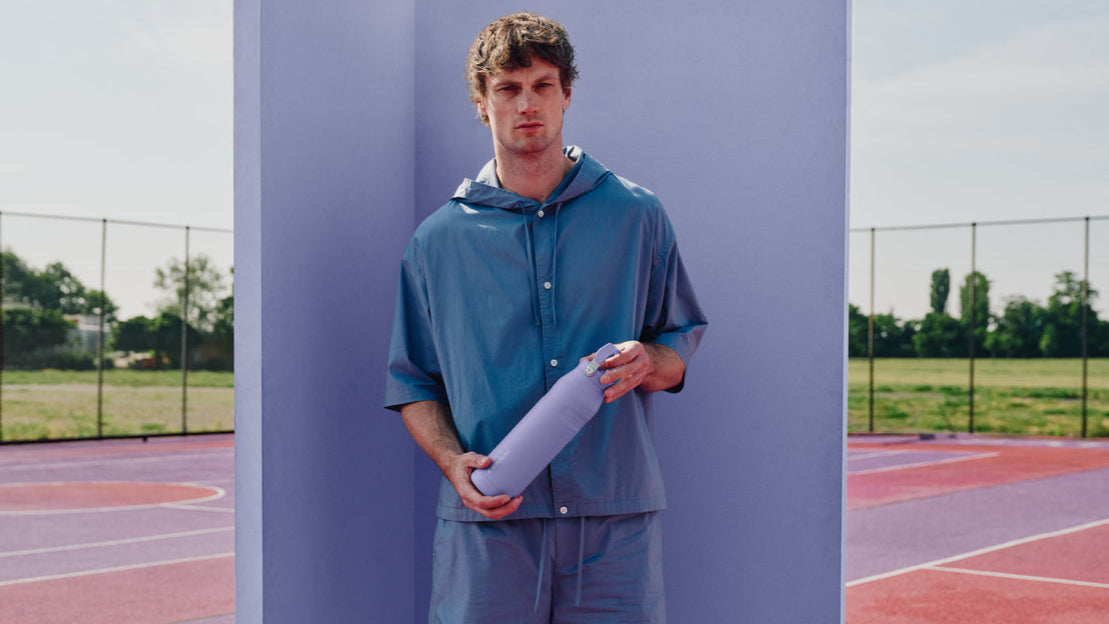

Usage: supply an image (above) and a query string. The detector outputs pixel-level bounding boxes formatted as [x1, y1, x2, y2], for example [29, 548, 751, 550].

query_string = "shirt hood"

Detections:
[452, 146, 612, 210]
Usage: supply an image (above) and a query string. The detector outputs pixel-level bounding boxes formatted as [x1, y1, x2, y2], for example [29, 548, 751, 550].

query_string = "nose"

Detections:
[518, 91, 538, 115]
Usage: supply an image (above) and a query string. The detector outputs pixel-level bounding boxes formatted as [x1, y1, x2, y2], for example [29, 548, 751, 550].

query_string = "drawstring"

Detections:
[534, 519, 549, 612]
[576, 516, 585, 606]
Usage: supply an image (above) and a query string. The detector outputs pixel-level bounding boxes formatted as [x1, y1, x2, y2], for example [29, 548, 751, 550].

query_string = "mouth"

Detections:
[516, 122, 543, 130]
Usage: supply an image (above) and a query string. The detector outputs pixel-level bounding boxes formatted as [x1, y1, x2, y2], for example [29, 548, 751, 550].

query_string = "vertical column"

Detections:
[235, 0, 417, 621]
[416, 2, 848, 622]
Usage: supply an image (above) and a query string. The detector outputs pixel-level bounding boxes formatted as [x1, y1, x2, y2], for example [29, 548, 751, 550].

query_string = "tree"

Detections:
[1, 251, 37, 307]
[872, 312, 916, 357]
[913, 312, 963, 357]
[1040, 271, 1098, 357]
[847, 304, 868, 357]
[986, 296, 1046, 358]
[959, 271, 990, 355]
[930, 268, 950, 315]
[154, 255, 231, 333]
[0, 250, 116, 319]
[2, 309, 74, 364]
[111, 312, 201, 369]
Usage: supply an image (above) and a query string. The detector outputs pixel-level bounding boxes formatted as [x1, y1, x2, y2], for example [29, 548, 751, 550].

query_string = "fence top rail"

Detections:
[0, 210, 232, 234]
[850, 214, 1109, 234]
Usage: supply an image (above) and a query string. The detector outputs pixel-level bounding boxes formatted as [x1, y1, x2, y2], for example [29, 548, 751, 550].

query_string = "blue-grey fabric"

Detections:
[429, 512, 665, 623]
[385, 146, 707, 521]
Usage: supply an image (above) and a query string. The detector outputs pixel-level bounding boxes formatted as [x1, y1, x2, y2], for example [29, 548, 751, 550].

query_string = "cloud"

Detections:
[119, 4, 232, 86]
[854, 16, 1109, 136]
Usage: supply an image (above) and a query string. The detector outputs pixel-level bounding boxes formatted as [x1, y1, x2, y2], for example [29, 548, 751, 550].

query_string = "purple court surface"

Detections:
[0, 435, 235, 624]
[3, 432, 1107, 622]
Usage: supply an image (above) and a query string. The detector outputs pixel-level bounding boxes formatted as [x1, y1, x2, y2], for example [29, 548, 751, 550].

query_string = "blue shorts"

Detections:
[429, 512, 665, 623]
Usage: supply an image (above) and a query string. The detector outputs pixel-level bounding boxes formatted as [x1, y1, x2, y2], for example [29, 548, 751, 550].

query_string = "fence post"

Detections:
[97, 219, 107, 438]
[182, 226, 190, 434]
[1081, 217, 1090, 439]
[968, 222, 977, 434]
[0, 211, 4, 442]
[868, 227, 876, 432]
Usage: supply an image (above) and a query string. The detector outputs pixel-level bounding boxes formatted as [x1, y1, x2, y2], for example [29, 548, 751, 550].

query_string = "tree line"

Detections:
[849, 269, 1109, 358]
[1, 250, 233, 371]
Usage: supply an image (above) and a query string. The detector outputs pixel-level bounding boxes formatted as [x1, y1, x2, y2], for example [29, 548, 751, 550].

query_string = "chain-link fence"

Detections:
[849, 215, 1109, 438]
[0, 211, 233, 443]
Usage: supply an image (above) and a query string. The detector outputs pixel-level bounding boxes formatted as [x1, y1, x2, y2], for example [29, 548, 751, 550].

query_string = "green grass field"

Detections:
[0, 369, 234, 441]
[849, 358, 1109, 438]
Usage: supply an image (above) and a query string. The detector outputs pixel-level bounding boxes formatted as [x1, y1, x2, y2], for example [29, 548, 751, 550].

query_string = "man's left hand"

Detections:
[589, 341, 685, 403]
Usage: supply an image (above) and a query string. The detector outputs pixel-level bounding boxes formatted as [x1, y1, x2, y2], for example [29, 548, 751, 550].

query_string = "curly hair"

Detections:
[465, 12, 580, 125]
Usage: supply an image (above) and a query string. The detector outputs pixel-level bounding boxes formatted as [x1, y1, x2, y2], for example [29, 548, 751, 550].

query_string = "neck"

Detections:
[494, 146, 573, 203]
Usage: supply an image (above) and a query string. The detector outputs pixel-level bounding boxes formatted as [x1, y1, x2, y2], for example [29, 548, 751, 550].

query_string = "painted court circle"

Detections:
[0, 482, 225, 513]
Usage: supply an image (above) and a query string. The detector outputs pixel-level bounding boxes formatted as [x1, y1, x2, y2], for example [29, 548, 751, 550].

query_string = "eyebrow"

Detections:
[490, 72, 560, 87]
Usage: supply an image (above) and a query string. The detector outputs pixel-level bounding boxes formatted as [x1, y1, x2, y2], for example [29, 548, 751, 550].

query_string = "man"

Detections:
[385, 12, 706, 623]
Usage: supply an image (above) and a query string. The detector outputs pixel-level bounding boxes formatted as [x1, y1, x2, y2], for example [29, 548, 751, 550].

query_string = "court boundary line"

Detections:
[926, 565, 1109, 590]
[849, 451, 998, 476]
[0, 482, 226, 516]
[0, 449, 234, 472]
[0, 527, 234, 559]
[0, 552, 235, 588]
[847, 450, 909, 461]
[163, 503, 235, 514]
[847, 517, 1109, 587]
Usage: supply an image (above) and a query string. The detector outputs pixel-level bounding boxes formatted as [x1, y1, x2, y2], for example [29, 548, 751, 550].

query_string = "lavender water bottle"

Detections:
[471, 343, 621, 498]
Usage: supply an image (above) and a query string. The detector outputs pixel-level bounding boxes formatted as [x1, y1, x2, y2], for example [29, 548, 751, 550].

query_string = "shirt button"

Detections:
[543, 281, 552, 290]
[560, 506, 568, 515]
[550, 359, 559, 367]
[537, 210, 545, 218]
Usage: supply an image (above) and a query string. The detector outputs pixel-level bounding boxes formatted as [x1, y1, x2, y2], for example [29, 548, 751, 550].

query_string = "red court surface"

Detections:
[0, 435, 235, 624]
[846, 435, 1109, 623]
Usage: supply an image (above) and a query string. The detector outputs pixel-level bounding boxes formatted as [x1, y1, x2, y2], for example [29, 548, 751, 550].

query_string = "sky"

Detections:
[0, 1, 1106, 320]
[850, 0, 1109, 319]
[0, 1, 232, 320]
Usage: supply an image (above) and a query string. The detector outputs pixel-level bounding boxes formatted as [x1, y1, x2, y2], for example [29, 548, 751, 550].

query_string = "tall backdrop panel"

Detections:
[239, 0, 847, 621]
[235, 0, 417, 621]
[414, 2, 848, 622]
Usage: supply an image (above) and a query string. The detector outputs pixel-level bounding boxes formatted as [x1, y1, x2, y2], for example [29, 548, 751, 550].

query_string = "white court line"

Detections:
[849, 452, 998, 476]
[163, 503, 234, 514]
[0, 483, 226, 516]
[847, 450, 909, 461]
[927, 565, 1109, 590]
[0, 527, 233, 559]
[0, 449, 233, 472]
[0, 552, 234, 588]
[847, 518, 1109, 587]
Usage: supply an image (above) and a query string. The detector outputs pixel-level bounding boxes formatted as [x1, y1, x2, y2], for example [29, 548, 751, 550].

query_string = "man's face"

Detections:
[477, 58, 572, 159]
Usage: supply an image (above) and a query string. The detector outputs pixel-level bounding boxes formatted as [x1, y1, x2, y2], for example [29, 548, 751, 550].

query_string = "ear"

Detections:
[562, 87, 572, 111]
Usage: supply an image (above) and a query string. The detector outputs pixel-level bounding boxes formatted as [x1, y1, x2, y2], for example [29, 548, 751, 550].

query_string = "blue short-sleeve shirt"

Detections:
[385, 147, 707, 521]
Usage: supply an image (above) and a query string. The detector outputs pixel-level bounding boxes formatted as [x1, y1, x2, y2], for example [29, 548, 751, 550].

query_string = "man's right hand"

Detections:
[445, 451, 523, 520]
[401, 400, 523, 520]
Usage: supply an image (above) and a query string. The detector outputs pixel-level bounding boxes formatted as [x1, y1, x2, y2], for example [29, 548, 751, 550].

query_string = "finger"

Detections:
[461, 453, 491, 469]
[470, 493, 513, 509]
[599, 342, 640, 370]
[483, 496, 523, 519]
[466, 495, 522, 519]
